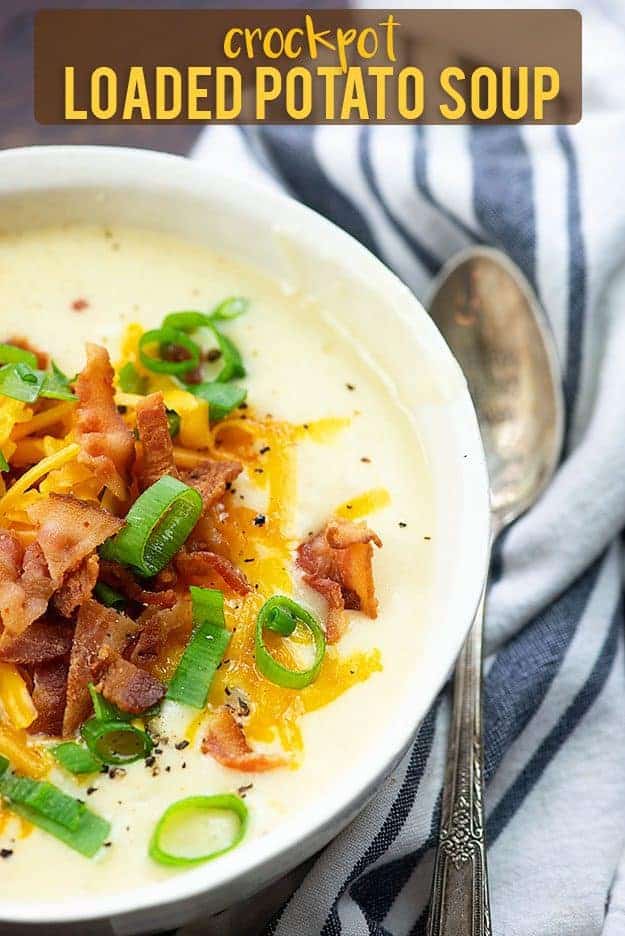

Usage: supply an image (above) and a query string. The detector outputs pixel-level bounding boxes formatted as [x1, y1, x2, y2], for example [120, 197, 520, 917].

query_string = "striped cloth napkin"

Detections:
[189, 5, 625, 934]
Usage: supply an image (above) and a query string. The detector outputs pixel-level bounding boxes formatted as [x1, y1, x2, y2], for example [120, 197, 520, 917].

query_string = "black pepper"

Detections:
[144, 756, 156, 768]
[1, 849, 13, 859]
[175, 740, 189, 751]
[86, 786, 98, 796]
[346, 383, 356, 391]
[253, 514, 266, 527]
[399, 522, 407, 528]
[259, 445, 271, 454]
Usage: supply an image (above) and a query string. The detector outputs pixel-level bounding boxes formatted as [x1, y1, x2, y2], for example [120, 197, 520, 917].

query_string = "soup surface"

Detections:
[0, 224, 433, 901]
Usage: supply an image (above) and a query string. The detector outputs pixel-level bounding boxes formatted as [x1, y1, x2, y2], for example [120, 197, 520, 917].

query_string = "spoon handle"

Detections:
[426, 586, 491, 936]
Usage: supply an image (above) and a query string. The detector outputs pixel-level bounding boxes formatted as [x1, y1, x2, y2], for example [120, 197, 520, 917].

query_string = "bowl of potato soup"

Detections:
[0, 146, 489, 933]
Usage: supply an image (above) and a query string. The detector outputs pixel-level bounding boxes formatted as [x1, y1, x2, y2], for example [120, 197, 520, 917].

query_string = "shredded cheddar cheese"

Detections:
[0, 442, 80, 515]
[10, 401, 74, 441]
[0, 725, 50, 779]
[0, 664, 37, 730]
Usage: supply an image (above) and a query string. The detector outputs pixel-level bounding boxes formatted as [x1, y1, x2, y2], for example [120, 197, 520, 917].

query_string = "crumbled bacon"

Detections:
[130, 600, 193, 669]
[297, 516, 381, 643]
[52, 555, 99, 617]
[99, 560, 176, 609]
[0, 531, 27, 639]
[29, 658, 69, 736]
[0, 535, 55, 643]
[201, 706, 285, 772]
[180, 460, 242, 509]
[135, 392, 178, 490]
[97, 652, 165, 715]
[174, 549, 250, 596]
[26, 494, 123, 584]
[74, 343, 135, 499]
[0, 616, 73, 664]
[63, 598, 138, 736]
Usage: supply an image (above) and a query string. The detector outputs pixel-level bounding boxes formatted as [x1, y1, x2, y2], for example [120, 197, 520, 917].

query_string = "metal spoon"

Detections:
[426, 246, 564, 936]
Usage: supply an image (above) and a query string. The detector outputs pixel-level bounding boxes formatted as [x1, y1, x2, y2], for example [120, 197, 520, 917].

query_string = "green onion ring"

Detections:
[149, 794, 248, 867]
[139, 327, 201, 376]
[81, 718, 153, 765]
[100, 475, 202, 577]
[255, 596, 325, 690]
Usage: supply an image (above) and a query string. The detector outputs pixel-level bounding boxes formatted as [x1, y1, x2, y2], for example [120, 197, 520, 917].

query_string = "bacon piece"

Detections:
[74, 343, 135, 499]
[99, 560, 176, 609]
[0, 536, 55, 643]
[180, 460, 242, 509]
[130, 600, 193, 669]
[0, 530, 27, 638]
[98, 652, 165, 715]
[29, 658, 69, 736]
[201, 706, 285, 773]
[0, 616, 73, 664]
[26, 494, 123, 584]
[297, 517, 382, 644]
[52, 555, 99, 617]
[63, 598, 138, 736]
[21, 541, 55, 621]
[174, 549, 250, 596]
[135, 392, 178, 490]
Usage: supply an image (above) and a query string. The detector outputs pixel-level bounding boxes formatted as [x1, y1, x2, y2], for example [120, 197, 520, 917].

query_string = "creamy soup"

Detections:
[0, 225, 433, 901]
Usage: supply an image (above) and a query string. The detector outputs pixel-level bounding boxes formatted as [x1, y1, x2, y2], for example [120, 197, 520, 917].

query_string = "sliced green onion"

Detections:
[162, 311, 211, 332]
[1, 774, 86, 830]
[264, 604, 297, 637]
[189, 382, 247, 422]
[166, 586, 231, 708]
[139, 327, 200, 376]
[255, 596, 325, 690]
[0, 773, 108, 856]
[118, 361, 148, 395]
[52, 742, 102, 775]
[149, 794, 248, 867]
[0, 757, 111, 858]
[211, 329, 245, 383]
[100, 475, 202, 577]
[81, 718, 153, 765]
[0, 452, 8, 472]
[94, 582, 127, 611]
[166, 408, 181, 438]
[0, 343, 38, 367]
[0, 362, 45, 402]
[162, 298, 248, 334]
[40, 362, 75, 402]
[0, 766, 109, 856]
[7, 799, 109, 857]
[211, 296, 249, 321]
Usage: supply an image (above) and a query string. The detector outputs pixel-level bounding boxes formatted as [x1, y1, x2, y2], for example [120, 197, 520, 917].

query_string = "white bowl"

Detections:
[0, 146, 490, 934]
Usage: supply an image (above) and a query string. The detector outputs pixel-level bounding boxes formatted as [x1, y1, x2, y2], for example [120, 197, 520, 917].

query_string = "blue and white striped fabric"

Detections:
[190, 6, 625, 933]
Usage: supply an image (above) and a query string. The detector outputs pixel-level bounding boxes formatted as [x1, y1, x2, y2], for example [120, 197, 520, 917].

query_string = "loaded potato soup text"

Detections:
[0, 225, 432, 899]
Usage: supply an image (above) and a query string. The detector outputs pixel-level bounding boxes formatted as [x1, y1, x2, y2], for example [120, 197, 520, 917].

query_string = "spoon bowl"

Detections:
[429, 246, 564, 530]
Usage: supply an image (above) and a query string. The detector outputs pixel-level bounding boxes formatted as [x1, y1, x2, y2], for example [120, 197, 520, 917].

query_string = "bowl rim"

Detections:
[0, 144, 490, 925]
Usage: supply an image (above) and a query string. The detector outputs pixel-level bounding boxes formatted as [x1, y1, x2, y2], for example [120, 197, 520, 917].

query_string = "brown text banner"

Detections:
[34, 9, 582, 125]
